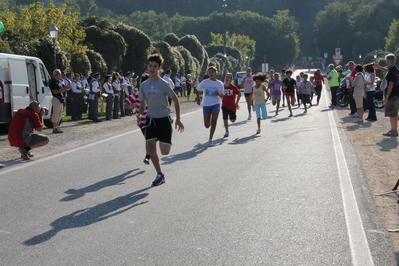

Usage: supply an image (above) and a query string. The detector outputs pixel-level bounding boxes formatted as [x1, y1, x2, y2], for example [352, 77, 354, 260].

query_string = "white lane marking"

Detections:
[0, 110, 201, 176]
[324, 85, 374, 266]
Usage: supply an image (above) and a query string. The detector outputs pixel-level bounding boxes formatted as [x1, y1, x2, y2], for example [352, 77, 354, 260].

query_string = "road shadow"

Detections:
[345, 122, 372, 131]
[161, 143, 209, 165]
[271, 116, 291, 123]
[24, 187, 150, 246]
[228, 134, 260, 145]
[61, 168, 144, 202]
[376, 137, 398, 152]
[0, 157, 31, 168]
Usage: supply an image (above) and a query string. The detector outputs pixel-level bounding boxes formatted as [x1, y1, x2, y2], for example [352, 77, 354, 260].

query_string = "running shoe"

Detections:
[223, 132, 229, 137]
[247, 115, 252, 120]
[52, 127, 63, 134]
[143, 157, 150, 165]
[383, 130, 398, 137]
[304, 110, 307, 113]
[152, 173, 165, 186]
[354, 118, 364, 124]
[208, 140, 215, 146]
[256, 128, 261, 134]
[351, 113, 359, 118]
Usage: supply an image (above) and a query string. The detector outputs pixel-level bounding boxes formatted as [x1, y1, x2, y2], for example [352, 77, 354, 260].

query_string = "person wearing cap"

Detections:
[8, 101, 50, 160]
[88, 73, 102, 122]
[50, 69, 71, 133]
[71, 73, 84, 120]
[121, 71, 133, 116]
[102, 74, 114, 120]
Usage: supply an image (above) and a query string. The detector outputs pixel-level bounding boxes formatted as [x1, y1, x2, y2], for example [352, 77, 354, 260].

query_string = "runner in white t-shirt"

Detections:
[196, 66, 225, 146]
[240, 67, 254, 120]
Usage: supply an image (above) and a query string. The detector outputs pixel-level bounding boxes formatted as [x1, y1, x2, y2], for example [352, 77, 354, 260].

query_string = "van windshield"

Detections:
[236, 72, 246, 78]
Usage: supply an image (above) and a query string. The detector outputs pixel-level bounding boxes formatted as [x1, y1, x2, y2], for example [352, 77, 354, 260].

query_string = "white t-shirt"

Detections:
[196, 78, 224, 106]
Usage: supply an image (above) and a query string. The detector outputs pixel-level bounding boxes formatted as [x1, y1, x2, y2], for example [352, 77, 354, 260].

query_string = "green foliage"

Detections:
[83, 25, 127, 72]
[33, 36, 70, 72]
[205, 44, 244, 74]
[164, 33, 180, 47]
[86, 49, 107, 74]
[113, 23, 152, 74]
[209, 31, 256, 61]
[178, 34, 209, 79]
[70, 53, 91, 74]
[79, 16, 113, 30]
[0, 37, 13, 53]
[385, 19, 399, 52]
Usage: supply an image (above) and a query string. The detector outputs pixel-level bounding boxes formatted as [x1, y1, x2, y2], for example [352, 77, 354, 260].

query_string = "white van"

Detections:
[0, 53, 53, 128]
[234, 71, 246, 88]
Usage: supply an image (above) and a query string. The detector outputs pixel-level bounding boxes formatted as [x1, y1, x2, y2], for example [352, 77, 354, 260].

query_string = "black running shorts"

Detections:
[144, 116, 173, 145]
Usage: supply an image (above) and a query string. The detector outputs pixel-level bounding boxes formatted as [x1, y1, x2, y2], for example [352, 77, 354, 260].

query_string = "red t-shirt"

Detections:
[222, 84, 241, 111]
[313, 73, 324, 86]
[8, 108, 42, 147]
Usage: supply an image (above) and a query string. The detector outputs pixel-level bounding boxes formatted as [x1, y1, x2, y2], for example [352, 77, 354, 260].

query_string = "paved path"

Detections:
[0, 70, 395, 265]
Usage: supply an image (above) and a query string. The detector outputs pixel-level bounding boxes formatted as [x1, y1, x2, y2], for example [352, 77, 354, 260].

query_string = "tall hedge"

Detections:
[70, 53, 91, 74]
[33, 36, 70, 73]
[113, 23, 152, 75]
[86, 49, 107, 75]
[83, 25, 127, 72]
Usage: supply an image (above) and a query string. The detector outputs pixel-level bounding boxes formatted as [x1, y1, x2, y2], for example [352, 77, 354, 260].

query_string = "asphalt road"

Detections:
[0, 70, 396, 265]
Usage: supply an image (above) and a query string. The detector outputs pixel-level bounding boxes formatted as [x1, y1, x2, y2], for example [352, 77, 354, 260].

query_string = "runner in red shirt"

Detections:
[222, 73, 241, 137]
[313, 69, 324, 105]
[8, 101, 49, 160]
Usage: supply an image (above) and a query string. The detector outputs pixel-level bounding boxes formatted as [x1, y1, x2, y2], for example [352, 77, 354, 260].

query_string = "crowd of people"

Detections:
[6, 52, 399, 186]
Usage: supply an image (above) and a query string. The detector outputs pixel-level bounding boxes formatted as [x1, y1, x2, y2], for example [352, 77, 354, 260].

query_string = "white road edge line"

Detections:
[325, 88, 374, 266]
[0, 109, 201, 176]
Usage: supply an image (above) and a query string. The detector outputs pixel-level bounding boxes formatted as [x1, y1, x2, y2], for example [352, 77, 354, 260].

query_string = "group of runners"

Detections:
[195, 67, 323, 146]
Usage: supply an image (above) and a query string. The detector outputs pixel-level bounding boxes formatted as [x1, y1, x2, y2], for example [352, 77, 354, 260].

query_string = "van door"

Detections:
[8, 58, 29, 113]
[37, 62, 52, 120]
[26, 62, 37, 102]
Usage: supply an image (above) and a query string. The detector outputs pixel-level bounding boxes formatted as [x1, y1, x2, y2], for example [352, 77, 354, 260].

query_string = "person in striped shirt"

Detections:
[125, 74, 150, 164]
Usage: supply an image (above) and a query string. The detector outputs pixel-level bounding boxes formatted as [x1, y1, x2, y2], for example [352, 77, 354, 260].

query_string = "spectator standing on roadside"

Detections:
[71, 73, 84, 120]
[196, 66, 224, 146]
[375, 53, 399, 137]
[122, 72, 133, 116]
[174, 73, 182, 96]
[352, 64, 365, 124]
[240, 67, 254, 120]
[313, 69, 324, 105]
[327, 64, 339, 108]
[50, 69, 71, 133]
[8, 101, 50, 160]
[222, 72, 241, 138]
[186, 74, 193, 101]
[88, 73, 102, 122]
[364, 64, 377, 121]
[180, 73, 187, 97]
[64, 72, 72, 116]
[102, 74, 114, 120]
[345, 61, 358, 116]
[112, 72, 122, 119]
[163, 69, 174, 106]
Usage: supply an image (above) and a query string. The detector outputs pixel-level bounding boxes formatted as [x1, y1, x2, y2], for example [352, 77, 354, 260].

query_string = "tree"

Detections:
[209, 32, 256, 61]
[113, 23, 152, 74]
[86, 49, 107, 74]
[83, 25, 127, 72]
[385, 19, 399, 52]
[0, 1, 86, 55]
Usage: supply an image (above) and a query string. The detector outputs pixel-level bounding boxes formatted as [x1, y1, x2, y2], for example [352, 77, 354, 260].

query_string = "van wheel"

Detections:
[44, 119, 62, 129]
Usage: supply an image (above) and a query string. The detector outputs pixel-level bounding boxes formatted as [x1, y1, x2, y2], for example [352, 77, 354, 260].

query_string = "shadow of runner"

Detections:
[228, 135, 260, 145]
[24, 187, 150, 246]
[61, 168, 144, 202]
[376, 137, 398, 152]
[161, 143, 209, 165]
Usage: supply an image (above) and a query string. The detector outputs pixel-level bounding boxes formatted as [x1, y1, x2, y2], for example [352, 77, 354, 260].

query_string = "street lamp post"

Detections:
[49, 23, 59, 69]
[222, 0, 227, 76]
[359, 54, 362, 63]
[374, 54, 377, 63]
